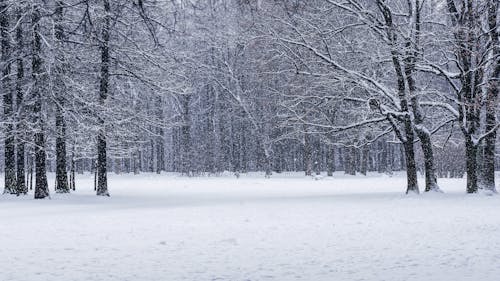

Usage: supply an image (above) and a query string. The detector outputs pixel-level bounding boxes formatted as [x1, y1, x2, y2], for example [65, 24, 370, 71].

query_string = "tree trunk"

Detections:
[179, 94, 192, 176]
[1, 0, 16, 194]
[303, 133, 312, 176]
[348, 146, 357, 175]
[264, 146, 272, 178]
[403, 139, 419, 194]
[327, 145, 335, 177]
[15, 6, 27, 195]
[55, 110, 69, 193]
[418, 131, 440, 192]
[447, 0, 483, 194]
[156, 100, 165, 174]
[28, 153, 33, 191]
[54, 0, 69, 193]
[403, 0, 440, 192]
[70, 151, 76, 191]
[377, 141, 386, 173]
[465, 137, 478, 193]
[360, 145, 369, 176]
[32, 2, 49, 199]
[96, 0, 110, 196]
[478, 0, 499, 192]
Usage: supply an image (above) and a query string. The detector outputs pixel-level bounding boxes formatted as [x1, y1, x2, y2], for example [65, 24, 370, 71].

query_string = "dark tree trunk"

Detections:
[406, 67, 439, 192]
[312, 139, 321, 175]
[402, 0, 440, 192]
[465, 137, 478, 193]
[32, 2, 49, 199]
[54, 1, 69, 193]
[377, 141, 387, 173]
[55, 108, 69, 193]
[156, 100, 165, 174]
[94, 160, 98, 191]
[70, 150, 76, 191]
[264, 148, 272, 178]
[327, 145, 335, 177]
[378, 0, 419, 194]
[360, 145, 369, 176]
[96, 0, 110, 196]
[303, 132, 312, 176]
[133, 152, 139, 174]
[403, 138, 419, 194]
[479, 0, 499, 192]
[180, 94, 192, 176]
[1, 0, 16, 194]
[28, 153, 33, 191]
[418, 132, 440, 192]
[447, 0, 483, 194]
[347, 146, 357, 175]
[15, 7, 27, 195]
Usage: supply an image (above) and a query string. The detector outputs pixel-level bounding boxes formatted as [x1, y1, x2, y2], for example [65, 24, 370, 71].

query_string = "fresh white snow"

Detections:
[1, 172, 500, 281]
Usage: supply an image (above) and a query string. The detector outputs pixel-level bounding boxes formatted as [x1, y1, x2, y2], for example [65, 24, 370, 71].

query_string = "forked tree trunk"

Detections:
[376, 0, 419, 194]
[403, 0, 440, 192]
[447, 0, 483, 194]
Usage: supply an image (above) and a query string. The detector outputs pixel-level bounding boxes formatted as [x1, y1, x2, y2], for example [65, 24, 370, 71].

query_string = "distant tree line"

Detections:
[0, 0, 498, 198]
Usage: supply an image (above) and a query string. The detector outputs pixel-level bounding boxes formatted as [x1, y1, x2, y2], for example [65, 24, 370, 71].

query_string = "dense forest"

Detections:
[0, 0, 498, 198]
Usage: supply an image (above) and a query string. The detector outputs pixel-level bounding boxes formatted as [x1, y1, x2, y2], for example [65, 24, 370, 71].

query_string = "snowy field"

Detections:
[1, 172, 500, 281]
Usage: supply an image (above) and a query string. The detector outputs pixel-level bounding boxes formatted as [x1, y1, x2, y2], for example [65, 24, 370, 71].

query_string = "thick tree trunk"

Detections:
[403, 11, 440, 192]
[403, 139, 419, 194]
[447, 0, 483, 194]
[1, 0, 16, 194]
[479, 91, 498, 193]
[96, 0, 110, 196]
[417, 131, 440, 192]
[54, 1, 69, 193]
[465, 137, 478, 193]
[15, 7, 27, 195]
[377, 0, 419, 193]
[478, 0, 499, 192]
[32, 2, 49, 199]
[408, 76, 440, 191]
[55, 107, 69, 193]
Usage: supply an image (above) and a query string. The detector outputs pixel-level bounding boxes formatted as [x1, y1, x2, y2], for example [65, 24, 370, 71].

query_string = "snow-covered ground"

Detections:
[1, 172, 500, 281]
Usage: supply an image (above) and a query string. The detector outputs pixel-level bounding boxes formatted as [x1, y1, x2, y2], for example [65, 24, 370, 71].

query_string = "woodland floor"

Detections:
[1, 172, 500, 281]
